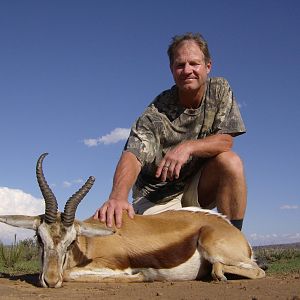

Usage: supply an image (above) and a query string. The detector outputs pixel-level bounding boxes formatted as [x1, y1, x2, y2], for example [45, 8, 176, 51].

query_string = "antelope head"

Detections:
[0, 153, 113, 288]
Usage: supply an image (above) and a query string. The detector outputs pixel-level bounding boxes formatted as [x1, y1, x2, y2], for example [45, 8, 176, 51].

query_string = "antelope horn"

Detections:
[36, 153, 58, 224]
[62, 176, 95, 227]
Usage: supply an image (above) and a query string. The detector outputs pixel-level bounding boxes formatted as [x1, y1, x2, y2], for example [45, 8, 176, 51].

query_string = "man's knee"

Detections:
[213, 151, 244, 177]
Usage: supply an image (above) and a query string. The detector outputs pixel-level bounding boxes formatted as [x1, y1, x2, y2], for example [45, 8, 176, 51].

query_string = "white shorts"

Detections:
[132, 170, 216, 215]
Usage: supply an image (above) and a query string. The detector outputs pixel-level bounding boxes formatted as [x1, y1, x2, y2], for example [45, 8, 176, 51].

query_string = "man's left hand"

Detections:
[155, 142, 192, 181]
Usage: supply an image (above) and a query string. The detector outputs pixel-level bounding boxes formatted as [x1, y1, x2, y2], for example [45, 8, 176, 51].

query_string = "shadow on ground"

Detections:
[0, 272, 40, 286]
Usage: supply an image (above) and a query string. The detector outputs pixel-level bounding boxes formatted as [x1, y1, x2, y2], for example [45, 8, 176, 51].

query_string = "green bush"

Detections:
[0, 235, 24, 268]
[18, 237, 39, 261]
[255, 247, 300, 263]
[254, 246, 300, 274]
[0, 235, 39, 274]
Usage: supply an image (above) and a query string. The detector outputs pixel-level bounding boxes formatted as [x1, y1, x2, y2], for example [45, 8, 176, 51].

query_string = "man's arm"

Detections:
[156, 134, 233, 182]
[94, 151, 142, 228]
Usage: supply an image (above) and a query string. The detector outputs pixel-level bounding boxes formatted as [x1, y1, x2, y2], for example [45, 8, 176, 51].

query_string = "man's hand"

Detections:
[156, 142, 192, 182]
[155, 135, 233, 182]
[94, 151, 140, 229]
[93, 198, 135, 228]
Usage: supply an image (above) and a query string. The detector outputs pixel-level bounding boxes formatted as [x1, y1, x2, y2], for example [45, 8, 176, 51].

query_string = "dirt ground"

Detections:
[0, 273, 299, 300]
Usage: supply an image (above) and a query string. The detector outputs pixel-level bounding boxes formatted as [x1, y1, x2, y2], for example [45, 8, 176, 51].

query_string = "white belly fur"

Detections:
[136, 249, 205, 281]
[66, 250, 207, 282]
[65, 250, 208, 282]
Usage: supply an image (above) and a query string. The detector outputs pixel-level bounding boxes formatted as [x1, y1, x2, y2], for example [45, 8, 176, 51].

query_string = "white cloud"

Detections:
[63, 181, 72, 188]
[62, 178, 84, 188]
[73, 179, 84, 184]
[280, 204, 299, 210]
[84, 127, 130, 147]
[238, 101, 247, 109]
[248, 232, 300, 246]
[0, 187, 45, 244]
[84, 138, 98, 147]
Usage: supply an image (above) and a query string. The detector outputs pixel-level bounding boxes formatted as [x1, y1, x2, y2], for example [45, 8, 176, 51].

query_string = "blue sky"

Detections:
[0, 0, 299, 246]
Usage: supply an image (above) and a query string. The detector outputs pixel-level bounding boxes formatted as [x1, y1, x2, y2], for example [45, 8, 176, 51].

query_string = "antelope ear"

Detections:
[0, 215, 41, 230]
[75, 221, 115, 237]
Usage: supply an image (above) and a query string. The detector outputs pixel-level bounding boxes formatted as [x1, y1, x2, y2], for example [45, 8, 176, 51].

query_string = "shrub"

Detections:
[0, 234, 24, 268]
[18, 237, 39, 261]
[0, 235, 40, 273]
[255, 247, 300, 263]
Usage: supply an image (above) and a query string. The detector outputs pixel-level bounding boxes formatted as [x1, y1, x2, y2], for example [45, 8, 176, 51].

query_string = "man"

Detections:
[94, 32, 247, 231]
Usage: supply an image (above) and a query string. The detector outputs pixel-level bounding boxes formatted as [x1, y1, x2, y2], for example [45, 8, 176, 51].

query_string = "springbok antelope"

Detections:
[0, 153, 265, 288]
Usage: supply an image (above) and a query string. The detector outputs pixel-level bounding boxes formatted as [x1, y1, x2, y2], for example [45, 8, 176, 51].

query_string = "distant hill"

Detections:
[254, 242, 300, 250]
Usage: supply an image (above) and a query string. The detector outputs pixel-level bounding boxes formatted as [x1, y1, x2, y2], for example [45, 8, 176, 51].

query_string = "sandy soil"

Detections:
[0, 273, 299, 300]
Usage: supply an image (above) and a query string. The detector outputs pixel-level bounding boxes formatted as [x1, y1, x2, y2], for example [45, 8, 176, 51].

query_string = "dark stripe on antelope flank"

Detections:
[93, 231, 200, 270]
[128, 232, 199, 269]
[72, 232, 199, 270]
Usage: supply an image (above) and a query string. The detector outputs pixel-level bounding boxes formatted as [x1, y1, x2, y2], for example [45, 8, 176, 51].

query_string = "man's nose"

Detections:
[182, 63, 192, 73]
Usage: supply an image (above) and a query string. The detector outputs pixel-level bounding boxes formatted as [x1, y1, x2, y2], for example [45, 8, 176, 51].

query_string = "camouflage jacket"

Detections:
[124, 77, 246, 204]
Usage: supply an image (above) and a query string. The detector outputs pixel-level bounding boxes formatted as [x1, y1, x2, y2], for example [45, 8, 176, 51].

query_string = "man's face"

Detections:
[171, 40, 211, 93]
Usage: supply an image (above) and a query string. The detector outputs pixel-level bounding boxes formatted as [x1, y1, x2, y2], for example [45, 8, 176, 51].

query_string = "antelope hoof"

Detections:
[211, 262, 227, 281]
[212, 272, 227, 281]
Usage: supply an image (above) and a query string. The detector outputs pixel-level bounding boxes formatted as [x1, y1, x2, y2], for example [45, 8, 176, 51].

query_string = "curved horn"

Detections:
[36, 153, 58, 224]
[62, 176, 95, 227]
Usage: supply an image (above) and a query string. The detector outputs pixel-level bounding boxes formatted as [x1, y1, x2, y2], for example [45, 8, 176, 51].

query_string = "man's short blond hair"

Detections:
[167, 32, 211, 66]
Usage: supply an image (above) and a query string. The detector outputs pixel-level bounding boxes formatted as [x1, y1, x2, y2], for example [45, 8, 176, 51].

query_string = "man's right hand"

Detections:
[93, 198, 135, 228]
[94, 151, 140, 229]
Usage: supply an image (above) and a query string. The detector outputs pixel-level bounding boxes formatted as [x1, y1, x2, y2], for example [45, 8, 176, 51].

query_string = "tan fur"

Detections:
[75, 212, 202, 268]
[0, 209, 265, 287]
[68, 210, 264, 281]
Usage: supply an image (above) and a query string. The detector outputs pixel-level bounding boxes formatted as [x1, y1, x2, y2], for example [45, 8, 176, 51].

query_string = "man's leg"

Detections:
[197, 151, 247, 230]
[133, 196, 182, 215]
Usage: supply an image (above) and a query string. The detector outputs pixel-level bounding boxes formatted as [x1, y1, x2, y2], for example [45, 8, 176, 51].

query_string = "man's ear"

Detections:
[206, 60, 212, 74]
